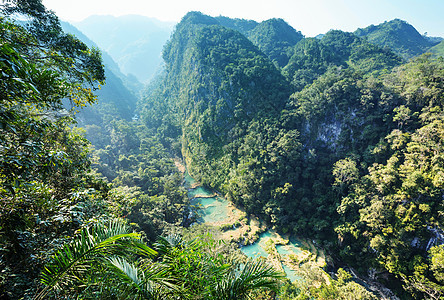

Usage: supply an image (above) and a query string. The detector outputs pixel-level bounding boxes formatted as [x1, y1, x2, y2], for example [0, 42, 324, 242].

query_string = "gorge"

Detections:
[1, 2, 444, 299]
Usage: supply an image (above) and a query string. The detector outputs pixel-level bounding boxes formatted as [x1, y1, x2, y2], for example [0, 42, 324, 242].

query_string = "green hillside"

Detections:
[2, 2, 444, 299]
[146, 12, 290, 187]
[354, 18, 439, 59]
[215, 16, 258, 35]
[284, 30, 402, 90]
[214, 17, 304, 67]
[429, 40, 444, 58]
[247, 18, 304, 67]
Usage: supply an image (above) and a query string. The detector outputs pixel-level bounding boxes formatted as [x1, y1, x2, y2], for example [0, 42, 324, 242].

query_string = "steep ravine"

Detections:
[181, 164, 327, 283]
[178, 161, 400, 299]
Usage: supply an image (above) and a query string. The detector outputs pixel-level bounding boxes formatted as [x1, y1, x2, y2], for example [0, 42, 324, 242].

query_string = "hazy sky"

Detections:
[41, 0, 444, 37]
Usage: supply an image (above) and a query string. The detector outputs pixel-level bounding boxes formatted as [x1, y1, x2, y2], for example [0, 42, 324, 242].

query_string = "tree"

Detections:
[0, 1, 106, 298]
[332, 158, 359, 193]
[404, 246, 444, 300]
[0, 0, 104, 190]
[1, 0, 104, 107]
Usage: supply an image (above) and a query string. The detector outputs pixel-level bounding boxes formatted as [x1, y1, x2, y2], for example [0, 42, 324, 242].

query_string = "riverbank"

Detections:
[176, 159, 327, 282]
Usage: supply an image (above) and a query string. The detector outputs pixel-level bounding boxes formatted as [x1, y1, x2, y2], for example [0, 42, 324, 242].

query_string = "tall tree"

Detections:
[0, 0, 106, 298]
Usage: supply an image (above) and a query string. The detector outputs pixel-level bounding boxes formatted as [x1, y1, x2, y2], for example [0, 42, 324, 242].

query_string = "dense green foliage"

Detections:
[215, 16, 304, 68]
[59, 21, 190, 243]
[59, 22, 190, 242]
[86, 119, 190, 242]
[247, 18, 303, 67]
[354, 19, 439, 60]
[283, 30, 402, 91]
[141, 11, 444, 299]
[335, 55, 444, 298]
[0, 1, 108, 297]
[215, 16, 258, 36]
[429, 41, 444, 58]
[145, 12, 296, 218]
[3, 2, 444, 298]
[37, 220, 283, 299]
[279, 266, 377, 299]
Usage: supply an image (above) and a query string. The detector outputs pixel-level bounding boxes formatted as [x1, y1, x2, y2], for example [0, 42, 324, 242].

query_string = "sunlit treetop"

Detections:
[1, 0, 105, 109]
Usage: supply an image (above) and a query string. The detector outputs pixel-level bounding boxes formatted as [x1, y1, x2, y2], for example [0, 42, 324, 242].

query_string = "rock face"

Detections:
[426, 226, 444, 250]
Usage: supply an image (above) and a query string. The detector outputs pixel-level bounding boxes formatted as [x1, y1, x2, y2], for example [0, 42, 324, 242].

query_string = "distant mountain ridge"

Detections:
[72, 15, 441, 88]
[61, 21, 139, 124]
[354, 18, 440, 59]
[74, 15, 174, 83]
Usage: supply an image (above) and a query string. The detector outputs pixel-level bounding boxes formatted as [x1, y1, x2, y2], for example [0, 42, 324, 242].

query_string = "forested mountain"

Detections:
[429, 40, 444, 58]
[141, 11, 444, 299]
[354, 19, 440, 59]
[213, 17, 303, 67]
[214, 16, 258, 35]
[283, 30, 402, 90]
[144, 12, 404, 237]
[143, 11, 291, 190]
[2, 1, 444, 298]
[61, 22, 139, 124]
[75, 15, 173, 83]
[246, 18, 304, 67]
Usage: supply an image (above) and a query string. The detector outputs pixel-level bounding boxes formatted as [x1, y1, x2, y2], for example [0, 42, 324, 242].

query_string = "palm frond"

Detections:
[35, 219, 147, 300]
[108, 257, 180, 299]
[211, 259, 285, 300]
[107, 256, 152, 299]
[154, 234, 185, 254]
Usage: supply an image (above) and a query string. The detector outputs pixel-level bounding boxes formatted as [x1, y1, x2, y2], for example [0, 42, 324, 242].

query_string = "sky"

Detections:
[41, 0, 444, 37]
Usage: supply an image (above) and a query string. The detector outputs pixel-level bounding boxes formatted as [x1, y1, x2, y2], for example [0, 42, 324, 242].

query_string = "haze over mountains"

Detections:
[70, 14, 443, 88]
[74, 15, 174, 83]
[4, 1, 444, 297]
[60, 21, 139, 124]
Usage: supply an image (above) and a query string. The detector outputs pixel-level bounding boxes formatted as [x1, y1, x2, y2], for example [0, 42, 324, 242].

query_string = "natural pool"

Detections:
[185, 172, 231, 224]
[240, 230, 305, 283]
[240, 237, 269, 259]
[188, 186, 214, 199]
[184, 171, 309, 283]
[183, 171, 196, 189]
[276, 238, 303, 256]
[240, 231, 275, 257]
[191, 196, 229, 223]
